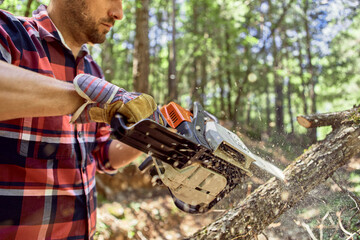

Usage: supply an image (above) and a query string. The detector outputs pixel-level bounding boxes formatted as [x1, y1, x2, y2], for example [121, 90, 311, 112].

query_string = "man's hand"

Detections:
[71, 74, 163, 125]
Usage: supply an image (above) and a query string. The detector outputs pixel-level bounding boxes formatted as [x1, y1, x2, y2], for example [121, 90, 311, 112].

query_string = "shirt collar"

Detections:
[32, 5, 89, 56]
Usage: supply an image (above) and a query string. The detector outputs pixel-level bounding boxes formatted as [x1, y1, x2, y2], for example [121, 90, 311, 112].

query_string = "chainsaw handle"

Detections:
[204, 110, 218, 123]
[111, 114, 132, 136]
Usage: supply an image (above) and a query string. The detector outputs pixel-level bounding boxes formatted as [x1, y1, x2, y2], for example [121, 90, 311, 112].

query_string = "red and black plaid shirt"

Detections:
[0, 5, 116, 239]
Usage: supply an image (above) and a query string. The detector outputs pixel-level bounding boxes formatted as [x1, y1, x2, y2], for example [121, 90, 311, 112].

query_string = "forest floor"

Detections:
[94, 133, 360, 240]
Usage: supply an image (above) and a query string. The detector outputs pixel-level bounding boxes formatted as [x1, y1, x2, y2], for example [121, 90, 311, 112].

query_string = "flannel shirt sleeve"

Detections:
[92, 123, 118, 174]
[0, 10, 23, 65]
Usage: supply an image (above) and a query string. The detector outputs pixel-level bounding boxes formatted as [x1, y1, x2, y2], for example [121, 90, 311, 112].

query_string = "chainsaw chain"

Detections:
[195, 153, 247, 212]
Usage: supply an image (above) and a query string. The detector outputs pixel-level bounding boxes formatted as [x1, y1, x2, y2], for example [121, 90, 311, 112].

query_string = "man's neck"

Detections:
[47, 4, 82, 57]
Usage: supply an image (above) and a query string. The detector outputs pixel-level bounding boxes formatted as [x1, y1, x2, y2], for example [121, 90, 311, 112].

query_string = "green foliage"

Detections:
[317, 126, 332, 141]
[0, 0, 49, 16]
[97, 193, 109, 205]
[349, 109, 360, 125]
[350, 171, 360, 194]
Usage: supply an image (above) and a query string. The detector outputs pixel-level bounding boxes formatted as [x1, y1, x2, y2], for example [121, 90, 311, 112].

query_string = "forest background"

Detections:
[1, 0, 360, 239]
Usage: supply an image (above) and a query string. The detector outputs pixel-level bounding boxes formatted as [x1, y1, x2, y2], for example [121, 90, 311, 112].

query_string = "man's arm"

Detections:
[1, 60, 143, 168]
[0, 60, 84, 121]
[108, 140, 143, 169]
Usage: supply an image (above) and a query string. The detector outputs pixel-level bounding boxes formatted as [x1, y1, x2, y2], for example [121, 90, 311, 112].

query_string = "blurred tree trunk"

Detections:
[101, 29, 115, 82]
[246, 98, 252, 126]
[124, 47, 131, 90]
[265, 76, 271, 134]
[260, 23, 272, 135]
[122, 21, 134, 90]
[272, 35, 284, 134]
[304, 0, 317, 143]
[225, 26, 233, 120]
[297, 39, 308, 116]
[199, 1, 208, 107]
[233, 63, 250, 128]
[191, 60, 200, 103]
[190, 1, 200, 103]
[216, 29, 226, 119]
[133, 0, 150, 93]
[233, 13, 252, 128]
[284, 36, 294, 134]
[287, 79, 294, 134]
[212, 75, 220, 115]
[24, 0, 34, 17]
[219, 77, 226, 118]
[187, 107, 360, 240]
[151, 6, 166, 102]
[217, 48, 226, 119]
[167, 0, 178, 102]
[267, 0, 284, 134]
[200, 55, 207, 106]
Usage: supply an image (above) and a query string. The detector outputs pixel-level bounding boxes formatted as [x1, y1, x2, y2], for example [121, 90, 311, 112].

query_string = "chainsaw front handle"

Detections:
[111, 114, 132, 136]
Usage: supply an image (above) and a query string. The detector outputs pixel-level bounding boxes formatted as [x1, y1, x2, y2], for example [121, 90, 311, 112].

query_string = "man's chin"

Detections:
[87, 40, 106, 45]
[87, 35, 107, 45]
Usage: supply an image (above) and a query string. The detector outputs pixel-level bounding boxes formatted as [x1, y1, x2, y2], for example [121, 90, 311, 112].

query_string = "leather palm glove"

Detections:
[70, 74, 164, 125]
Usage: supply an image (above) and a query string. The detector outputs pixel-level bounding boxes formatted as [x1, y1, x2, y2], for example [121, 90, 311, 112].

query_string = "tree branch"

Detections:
[319, 212, 329, 240]
[336, 210, 352, 237]
[186, 107, 360, 239]
[300, 221, 318, 240]
[297, 107, 360, 128]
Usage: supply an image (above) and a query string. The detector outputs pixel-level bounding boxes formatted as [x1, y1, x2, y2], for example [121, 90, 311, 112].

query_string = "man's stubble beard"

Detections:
[63, 0, 109, 44]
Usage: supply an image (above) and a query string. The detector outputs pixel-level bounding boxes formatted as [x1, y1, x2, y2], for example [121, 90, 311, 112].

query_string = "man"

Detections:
[0, 0, 159, 239]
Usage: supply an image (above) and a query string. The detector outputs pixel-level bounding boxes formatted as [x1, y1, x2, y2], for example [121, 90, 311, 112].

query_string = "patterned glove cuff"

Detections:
[70, 74, 120, 124]
[73, 74, 120, 104]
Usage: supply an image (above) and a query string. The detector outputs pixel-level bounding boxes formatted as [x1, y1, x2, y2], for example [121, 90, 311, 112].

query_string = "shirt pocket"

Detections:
[17, 117, 75, 160]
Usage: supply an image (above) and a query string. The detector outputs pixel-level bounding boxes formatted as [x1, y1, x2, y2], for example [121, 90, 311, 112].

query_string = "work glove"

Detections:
[70, 74, 164, 125]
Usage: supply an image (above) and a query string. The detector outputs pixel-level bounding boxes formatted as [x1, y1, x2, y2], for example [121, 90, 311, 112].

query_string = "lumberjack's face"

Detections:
[63, 0, 123, 44]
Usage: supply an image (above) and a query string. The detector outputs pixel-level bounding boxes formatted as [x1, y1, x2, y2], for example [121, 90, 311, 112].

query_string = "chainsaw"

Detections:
[111, 102, 284, 214]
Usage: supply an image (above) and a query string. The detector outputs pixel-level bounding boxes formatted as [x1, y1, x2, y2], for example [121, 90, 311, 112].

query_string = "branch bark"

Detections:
[297, 107, 359, 128]
[186, 107, 360, 240]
